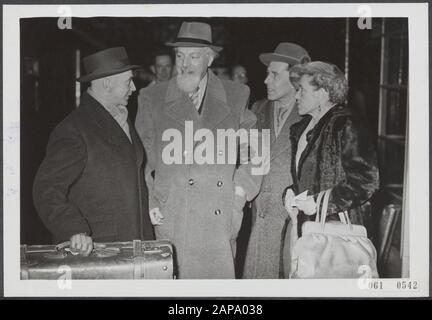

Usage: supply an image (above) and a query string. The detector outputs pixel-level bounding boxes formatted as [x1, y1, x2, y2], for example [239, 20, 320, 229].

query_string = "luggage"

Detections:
[20, 239, 174, 279]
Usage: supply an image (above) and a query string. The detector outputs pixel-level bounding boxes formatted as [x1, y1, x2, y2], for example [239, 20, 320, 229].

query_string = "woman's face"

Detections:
[295, 75, 323, 116]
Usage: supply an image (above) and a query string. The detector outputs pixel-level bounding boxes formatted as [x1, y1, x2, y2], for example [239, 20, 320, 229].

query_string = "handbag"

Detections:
[289, 189, 379, 279]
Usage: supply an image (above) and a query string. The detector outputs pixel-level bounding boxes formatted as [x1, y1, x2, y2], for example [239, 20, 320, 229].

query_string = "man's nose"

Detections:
[264, 74, 271, 85]
[130, 80, 136, 92]
[181, 57, 190, 68]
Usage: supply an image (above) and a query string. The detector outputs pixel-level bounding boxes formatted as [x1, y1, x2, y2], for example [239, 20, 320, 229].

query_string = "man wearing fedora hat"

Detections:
[243, 42, 311, 278]
[33, 47, 154, 255]
[135, 22, 262, 279]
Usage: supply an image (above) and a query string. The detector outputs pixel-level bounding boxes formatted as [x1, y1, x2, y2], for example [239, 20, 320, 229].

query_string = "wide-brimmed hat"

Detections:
[166, 21, 223, 52]
[77, 47, 140, 82]
[259, 42, 310, 67]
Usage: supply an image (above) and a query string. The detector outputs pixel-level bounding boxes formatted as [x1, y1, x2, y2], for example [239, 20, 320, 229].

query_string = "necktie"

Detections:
[275, 105, 288, 137]
[189, 89, 200, 112]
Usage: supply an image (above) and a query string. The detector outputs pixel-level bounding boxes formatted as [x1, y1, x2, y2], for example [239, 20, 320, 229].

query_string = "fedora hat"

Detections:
[166, 21, 223, 52]
[259, 42, 310, 67]
[77, 47, 140, 82]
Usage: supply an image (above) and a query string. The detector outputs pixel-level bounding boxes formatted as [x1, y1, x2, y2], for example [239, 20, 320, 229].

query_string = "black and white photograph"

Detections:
[2, 3, 429, 297]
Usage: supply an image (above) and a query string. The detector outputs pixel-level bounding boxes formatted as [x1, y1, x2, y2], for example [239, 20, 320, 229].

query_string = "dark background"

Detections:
[20, 17, 404, 277]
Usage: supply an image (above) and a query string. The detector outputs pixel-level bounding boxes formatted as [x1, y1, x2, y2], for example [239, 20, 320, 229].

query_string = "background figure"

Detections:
[135, 22, 262, 279]
[33, 47, 154, 255]
[243, 43, 310, 279]
[283, 61, 379, 276]
[231, 64, 248, 84]
[149, 49, 174, 85]
[134, 68, 155, 88]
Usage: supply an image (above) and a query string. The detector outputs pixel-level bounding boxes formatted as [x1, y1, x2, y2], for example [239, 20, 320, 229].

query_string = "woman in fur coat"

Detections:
[282, 61, 380, 273]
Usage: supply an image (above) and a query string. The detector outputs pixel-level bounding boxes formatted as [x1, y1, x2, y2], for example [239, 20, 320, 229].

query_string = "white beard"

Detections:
[176, 71, 201, 94]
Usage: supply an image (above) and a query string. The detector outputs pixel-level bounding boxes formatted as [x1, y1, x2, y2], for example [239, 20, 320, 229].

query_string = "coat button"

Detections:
[214, 209, 222, 215]
[218, 150, 223, 156]
[188, 178, 195, 186]
[217, 181, 223, 187]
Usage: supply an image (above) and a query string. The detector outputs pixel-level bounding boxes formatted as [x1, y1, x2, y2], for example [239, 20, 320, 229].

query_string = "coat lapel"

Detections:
[164, 78, 200, 126]
[289, 115, 312, 188]
[198, 70, 230, 131]
[82, 93, 135, 158]
[270, 104, 300, 161]
[256, 100, 275, 144]
[164, 70, 230, 132]
[296, 107, 337, 178]
[129, 118, 143, 167]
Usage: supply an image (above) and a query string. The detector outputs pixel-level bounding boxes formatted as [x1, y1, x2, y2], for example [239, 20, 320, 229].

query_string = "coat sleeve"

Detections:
[33, 121, 90, 241]
[135, 89, 160, 211]
[326, 117, 380, 214]
[233, 87, 265, 203]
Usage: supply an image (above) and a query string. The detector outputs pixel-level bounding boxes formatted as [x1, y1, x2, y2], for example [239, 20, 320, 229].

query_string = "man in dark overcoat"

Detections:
[33, 47, 154, 255]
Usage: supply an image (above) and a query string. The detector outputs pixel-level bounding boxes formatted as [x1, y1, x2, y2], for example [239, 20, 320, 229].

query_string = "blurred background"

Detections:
[20, 17, 408, 278]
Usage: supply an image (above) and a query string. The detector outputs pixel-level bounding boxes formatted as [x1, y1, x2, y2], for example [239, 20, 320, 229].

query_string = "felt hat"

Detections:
[259, 42, 310, 66]
[166, 21, 223, 52]
[77, 47, 140, 82]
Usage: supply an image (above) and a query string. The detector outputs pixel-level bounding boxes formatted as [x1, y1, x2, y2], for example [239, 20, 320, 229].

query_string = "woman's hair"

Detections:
[290, 61, 348, 104]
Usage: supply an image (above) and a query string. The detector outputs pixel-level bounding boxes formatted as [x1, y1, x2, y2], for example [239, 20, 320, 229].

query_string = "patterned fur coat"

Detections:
[288, 104, 379, 228]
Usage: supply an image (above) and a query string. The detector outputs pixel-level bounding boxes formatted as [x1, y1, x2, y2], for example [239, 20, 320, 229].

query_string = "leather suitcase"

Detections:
[20, 239, 174, 279]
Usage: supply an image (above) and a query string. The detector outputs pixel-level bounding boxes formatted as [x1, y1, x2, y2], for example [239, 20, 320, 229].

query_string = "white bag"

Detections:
[289, 189, 379, 279]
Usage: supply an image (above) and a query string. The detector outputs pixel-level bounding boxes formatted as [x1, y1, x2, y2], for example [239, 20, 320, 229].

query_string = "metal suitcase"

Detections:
[21, 239, 174, 279]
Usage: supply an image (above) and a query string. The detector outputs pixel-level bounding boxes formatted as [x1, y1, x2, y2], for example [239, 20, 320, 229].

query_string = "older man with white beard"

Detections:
[135, 22, 262, 279]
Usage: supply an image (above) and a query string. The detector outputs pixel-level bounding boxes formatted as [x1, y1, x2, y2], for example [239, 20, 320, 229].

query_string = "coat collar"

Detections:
[270, 103, 300, 160]
[255, 99, 301, 160]
[290, 104, 347, 180]
[165, 69, 227, 104]
[164, 69, 230, 130]
[80, 92, 137, 160]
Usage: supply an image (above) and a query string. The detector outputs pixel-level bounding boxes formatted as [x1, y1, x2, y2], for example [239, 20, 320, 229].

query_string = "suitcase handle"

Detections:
[55, 241, 120, 257]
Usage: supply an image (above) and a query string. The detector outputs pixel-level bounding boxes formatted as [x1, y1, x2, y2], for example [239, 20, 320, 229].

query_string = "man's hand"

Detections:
[70, 233, 93, 256]
[296, 195, 317, 216]
[149, 208, 164, 226]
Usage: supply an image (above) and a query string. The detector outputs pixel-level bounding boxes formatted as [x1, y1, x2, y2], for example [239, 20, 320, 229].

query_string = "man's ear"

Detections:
[207, 54, 214, 67]
[102, 78, 111, 91]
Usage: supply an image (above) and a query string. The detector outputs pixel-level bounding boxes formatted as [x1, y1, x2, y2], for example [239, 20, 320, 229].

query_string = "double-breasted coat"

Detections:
[135, 70, 262, 279]
[33, 93, 154, 244]
[243, 99, 301, 279]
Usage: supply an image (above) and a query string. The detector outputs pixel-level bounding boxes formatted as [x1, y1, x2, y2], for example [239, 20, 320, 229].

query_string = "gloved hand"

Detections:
[296, 196, 317, 216]
[284, 188, 299, 221]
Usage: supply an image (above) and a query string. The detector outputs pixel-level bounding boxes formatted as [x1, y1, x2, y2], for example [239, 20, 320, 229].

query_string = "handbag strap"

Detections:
[314, 190, 326, 222]
[320, 189, 331, 227]
[318, 189, 354, 228]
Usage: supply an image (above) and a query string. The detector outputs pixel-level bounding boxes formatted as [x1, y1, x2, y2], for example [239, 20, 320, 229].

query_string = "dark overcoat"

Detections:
[33, 92, 154, 243]
[135, 70, 262, 279]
